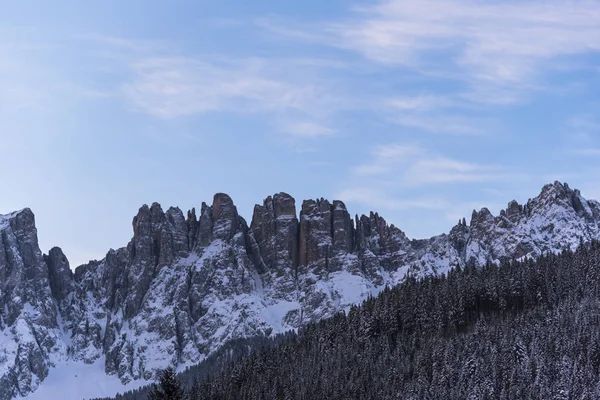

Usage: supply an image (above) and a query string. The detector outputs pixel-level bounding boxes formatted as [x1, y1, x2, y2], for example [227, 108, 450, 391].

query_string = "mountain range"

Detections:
[1, 181, 599, 400]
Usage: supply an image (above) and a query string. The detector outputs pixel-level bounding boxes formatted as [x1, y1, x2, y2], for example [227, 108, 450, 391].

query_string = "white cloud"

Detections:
[403, 157, 504, 185]
[90, 3, 600, 141]
[278, 121, 336, 138]
[330, 0, 600, 87]
[395, 114, 483, 136]
[85, 37, 351, 140]
[372, 143, 422, 159]
[382, 92, 496, 134]
[387, 95, 451, 111]
[337, 143, 532, 232]
[263, 0, 600, 106]
[255, 17, 331, 44]
[121, 57, 329, 118]
[382, 94, 487, 135]
[253, 1, 600, 138]
[351, 143, 509, 186]
[336, 187, 448, 211]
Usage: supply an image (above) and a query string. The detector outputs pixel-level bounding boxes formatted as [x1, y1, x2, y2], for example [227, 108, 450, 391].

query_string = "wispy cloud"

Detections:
[383, 94, 487, 135]
[277, 121, 336, 138]
[253, 1, 600, 141]
[572, 148, 600, 156]
[121, 57, 334, 117]
[330, 0, 600, 84]
[352, 143, 511, 186]
[395, 114, 483, 136]
[387, 95, 452, 111]
[337, 187, 449, 211]
[255, 17, 330, 43]
[86, 36, 352, 140]
[264, 0, 600, 105]
[337, 142, 530, 232]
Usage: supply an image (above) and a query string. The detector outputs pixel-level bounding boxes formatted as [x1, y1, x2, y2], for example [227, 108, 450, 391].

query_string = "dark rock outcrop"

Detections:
[0, 209, 59, 400]
[44, 247, 73, 302]
[250, 192, 299, 274]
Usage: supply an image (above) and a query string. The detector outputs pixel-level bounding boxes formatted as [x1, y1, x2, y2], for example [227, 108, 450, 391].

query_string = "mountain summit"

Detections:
[1, 181, 599, 399]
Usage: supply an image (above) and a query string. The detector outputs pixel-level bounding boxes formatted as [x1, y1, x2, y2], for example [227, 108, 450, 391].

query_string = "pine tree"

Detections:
[148, 367, 187, 400]
[187, 377, 199, 400]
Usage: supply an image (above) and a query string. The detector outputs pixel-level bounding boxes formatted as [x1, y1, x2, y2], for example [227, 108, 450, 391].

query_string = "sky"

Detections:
[0, 0, 599, 267]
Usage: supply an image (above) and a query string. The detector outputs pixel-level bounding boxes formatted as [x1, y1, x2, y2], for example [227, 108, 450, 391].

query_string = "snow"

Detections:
[276, 214, 296, 221]
[194, 240, 225, 270]
[0, 211, 17, 231]
[0, 209, 28, 230]
[20, 358, 151, 400]
[0, 217, 8, 231]
[0, 329, 18, 376]
[260, 301, 300, 333]
[328, 271, 378, 308]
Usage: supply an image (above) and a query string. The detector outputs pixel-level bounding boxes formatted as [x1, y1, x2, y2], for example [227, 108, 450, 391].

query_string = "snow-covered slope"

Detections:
[1, 181, 599, 400]
[23, 358, 150, 400]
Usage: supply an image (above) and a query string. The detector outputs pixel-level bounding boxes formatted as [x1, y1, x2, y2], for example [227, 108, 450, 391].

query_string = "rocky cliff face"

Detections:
[2, 182, 600, 399]
[0, 209, 65, 398]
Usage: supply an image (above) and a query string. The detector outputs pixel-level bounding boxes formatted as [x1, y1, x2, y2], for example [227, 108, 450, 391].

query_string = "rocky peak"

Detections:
[331, 200, 353, 254]
[505, 200, 523, 222]
[571, 189, 596, 220]
[272, 192, 296, 219]
[4, 208, 41, 278]
[470, 207, 494, 228]
[354, 211, 406, 256]
[44, 247, 73, 302]
[536, 181, 573, 209]
[125, 202, 192, 318]
[0, 209, 59, 398]
[131, 203, 164, 265]
[299, 198, 333, 269]
[211, 193, 239, 241]
[5, 207, 35, 232]
[195, 202, 213, 249]
[497, 200, 523, 229]
[162, 207, 189, 264]
[0, 208, 49, 296]
[150, 202, 164, 221]
[448, 220, 470, 259]
[186, 207, 198, 248]
[518, 181, 600, 224]
[250, 193, 299, 273]
[130, 203, 191, 268]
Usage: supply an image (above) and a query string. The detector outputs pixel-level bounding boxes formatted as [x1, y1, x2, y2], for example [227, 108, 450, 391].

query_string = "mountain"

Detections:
[1, 181, 600, 399]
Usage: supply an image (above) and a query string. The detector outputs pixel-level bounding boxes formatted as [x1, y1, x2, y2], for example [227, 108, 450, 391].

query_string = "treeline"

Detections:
[105, 240, 600, 399]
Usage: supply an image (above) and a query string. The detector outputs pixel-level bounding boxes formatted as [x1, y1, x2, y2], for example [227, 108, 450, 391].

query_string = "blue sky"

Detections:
[1, 0, 599, 267]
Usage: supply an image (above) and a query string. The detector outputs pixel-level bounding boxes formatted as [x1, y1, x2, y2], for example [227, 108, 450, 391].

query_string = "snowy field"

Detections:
[21, 359, 150, 400]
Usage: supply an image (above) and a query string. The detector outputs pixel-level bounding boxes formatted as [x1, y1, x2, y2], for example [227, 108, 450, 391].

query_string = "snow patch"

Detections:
[21, 358, 151, 400]
[260, 301, 300, 333]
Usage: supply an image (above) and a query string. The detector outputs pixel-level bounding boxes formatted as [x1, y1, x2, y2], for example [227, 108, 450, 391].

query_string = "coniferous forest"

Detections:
[101, 240, 600, 400]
